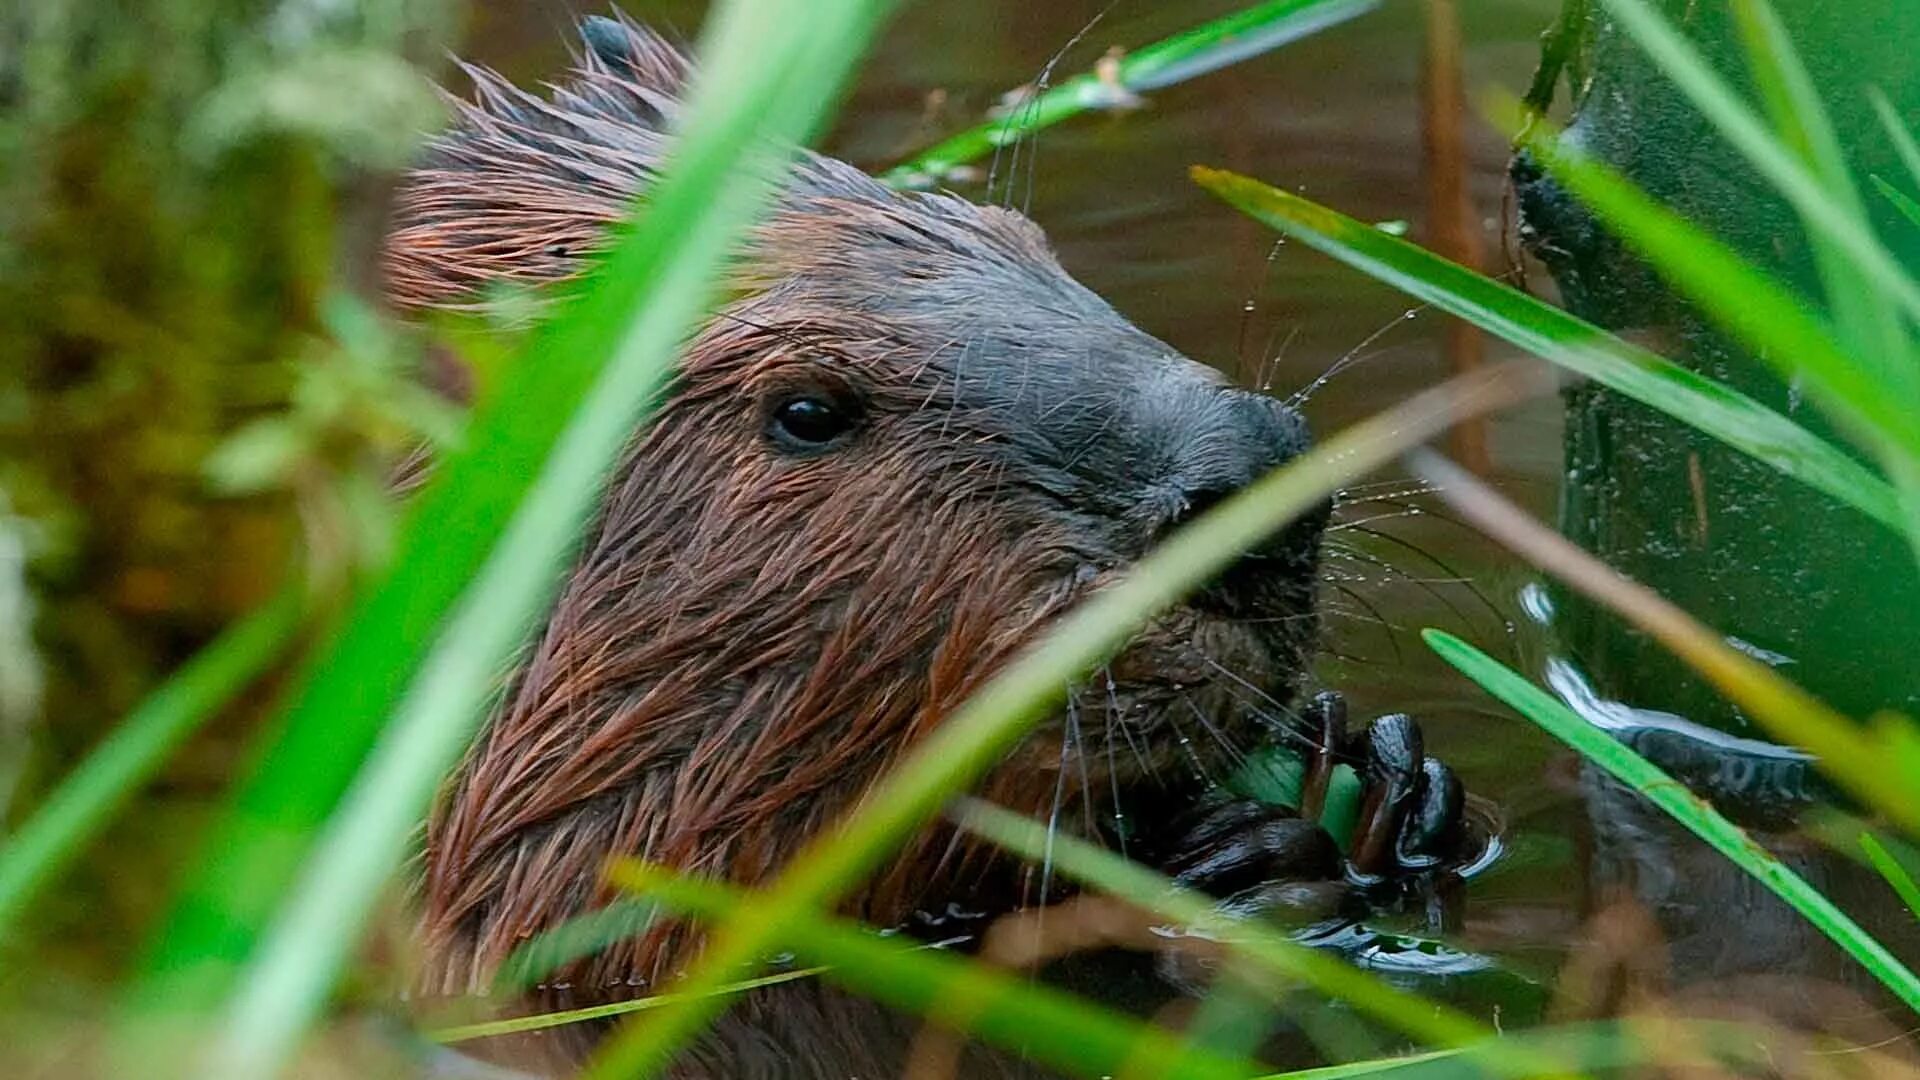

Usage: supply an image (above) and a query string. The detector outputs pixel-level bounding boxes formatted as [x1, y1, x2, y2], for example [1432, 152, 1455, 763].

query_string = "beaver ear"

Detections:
[573, 13, 694, 127]
[381, 14, 694, 310]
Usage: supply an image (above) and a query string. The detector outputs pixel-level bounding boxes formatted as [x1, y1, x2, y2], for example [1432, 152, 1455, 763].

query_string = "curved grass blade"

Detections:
[189, 2, 902, 1075]
[1190, 165, 1904, 527]
[606, 862, 1267, 1080]
[424, 965, 828, 1044]
[581, 364, 1554, 1077]
[1727, 0, 1909, 373]
[1874, 175, 1920, 232]
[881, 0, 1378, 188]
[1860, 832, 1920, 922]
[1871, 88, 1920, 193]
[1408, 448, 1920, 835]
[0, 582, 304, 938]
[1423, 628, 1920, 1017]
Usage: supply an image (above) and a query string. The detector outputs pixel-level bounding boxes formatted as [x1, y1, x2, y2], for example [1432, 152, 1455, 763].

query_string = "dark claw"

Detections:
[1298, 690, 1347, 821]
[1395, 757, 1465, 869]
[1347, 714, 1423, 878]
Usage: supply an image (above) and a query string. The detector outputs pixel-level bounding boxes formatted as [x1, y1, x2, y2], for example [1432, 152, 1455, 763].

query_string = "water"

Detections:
[458, 0, 1914, 1064]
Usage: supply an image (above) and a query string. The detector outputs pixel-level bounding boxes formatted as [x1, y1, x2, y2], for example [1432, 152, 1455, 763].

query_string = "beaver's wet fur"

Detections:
[386, 16, 1421, 1076]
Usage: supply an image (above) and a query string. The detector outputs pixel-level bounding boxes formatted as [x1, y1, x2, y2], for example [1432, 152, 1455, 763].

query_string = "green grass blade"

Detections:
[423, 965, 829, 1044]
[580, 365, 1550, 1077]
[191, 1, 899, 1074]
[1870, 88, 1920, 192]
[1874, 175, 1920, 231]
[0, 583, 304, 938]
[1722, 0, 1920, 574]
[1727, 0, 1918, 396]
[1190, 165, 1905, 526]
[1860, 832, 1920, 922]
[1424, 629, 1920, 1017]
[606, 863, 1267, 1080]
[1594, 0, 1920, 336]
[881, 0, 1378, 188]
[493, 898, 660, 994]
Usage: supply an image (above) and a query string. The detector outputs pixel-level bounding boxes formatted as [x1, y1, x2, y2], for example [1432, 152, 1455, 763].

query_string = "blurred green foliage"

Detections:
[0, 0, 453, 958]
[0, 2, 450, 726]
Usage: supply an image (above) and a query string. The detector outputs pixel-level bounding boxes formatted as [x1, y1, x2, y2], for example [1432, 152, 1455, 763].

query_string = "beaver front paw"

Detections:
[1160, 690, 1478, 925]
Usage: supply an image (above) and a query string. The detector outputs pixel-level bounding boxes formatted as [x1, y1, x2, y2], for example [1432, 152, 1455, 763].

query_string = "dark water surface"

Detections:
[455, 0, 1915, 1066]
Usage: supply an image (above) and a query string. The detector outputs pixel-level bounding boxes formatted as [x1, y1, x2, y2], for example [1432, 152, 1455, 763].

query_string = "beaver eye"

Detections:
[766, 394, 857, 452]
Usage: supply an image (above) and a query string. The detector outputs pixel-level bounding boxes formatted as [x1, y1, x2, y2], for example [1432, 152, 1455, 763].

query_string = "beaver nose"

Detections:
[1161, 389, 1311, 535]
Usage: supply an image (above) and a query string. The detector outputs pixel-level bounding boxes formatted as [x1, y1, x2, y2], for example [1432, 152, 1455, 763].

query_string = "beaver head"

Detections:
[387, 17, 1326, 1000]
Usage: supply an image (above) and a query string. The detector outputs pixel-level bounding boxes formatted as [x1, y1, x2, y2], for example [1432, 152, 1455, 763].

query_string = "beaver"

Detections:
[385, 15, 1470, 1076]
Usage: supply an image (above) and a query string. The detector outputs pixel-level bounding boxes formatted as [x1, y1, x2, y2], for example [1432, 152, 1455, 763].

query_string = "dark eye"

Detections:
[766, 394, 857, 452]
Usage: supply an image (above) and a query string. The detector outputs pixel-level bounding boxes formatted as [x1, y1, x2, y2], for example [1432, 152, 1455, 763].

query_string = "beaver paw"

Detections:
[1161, 691, 1474, 924]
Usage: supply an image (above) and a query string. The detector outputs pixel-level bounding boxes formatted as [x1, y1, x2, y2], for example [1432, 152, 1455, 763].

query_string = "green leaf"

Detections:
[1424, 629, 1920, 1017]
[1189, 165, 1905, 528]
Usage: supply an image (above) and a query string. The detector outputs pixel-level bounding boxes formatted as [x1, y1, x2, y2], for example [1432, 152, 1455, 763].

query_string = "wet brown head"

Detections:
[387, 17, 1327, 1005]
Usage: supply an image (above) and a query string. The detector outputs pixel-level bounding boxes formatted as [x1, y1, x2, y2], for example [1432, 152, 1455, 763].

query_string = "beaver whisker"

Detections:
[1232, 238, 1289, 383]
[987, 0, 1119, 212]
[1333, 482, 1443, 507]
[1323, 583, 1408, 666]
[1098, 688, 1130, 860]
[1333, 521, 1509, 633]
[1256, 323, 1303, 395]
[1284, 302, 1431, 408]
[1034, 698, 1076, 911]
[1102, 666, 1159, 788]
[1325, 508, 1429, 533]
[1180, 693, 1251, 773]
[1326, 544, 1481, 633]
[1159, 703, 1222, 791]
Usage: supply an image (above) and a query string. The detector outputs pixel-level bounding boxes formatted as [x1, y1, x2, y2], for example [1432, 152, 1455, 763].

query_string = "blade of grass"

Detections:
[880, 0, 1378, 188]
[1423, 627, 1920, 1016]
[1860, 832, 1920, 922]
[606, 862, 1268, 1080]
[1592, 0, 1920, 336]
[1727, 0, 1911, 374]
[580, 363, 1555, 1077]
[1190, 165, 1905, 527]
[1723, 0, 1920, 573]
[0, 581, 304, 938]
[1405, 448, 1920, 835]
[1871, 88, 1920, 193]
[1874, 175, 1920, 231]
[193, 1, 899, 1075]
[423, 965, 829, 1044]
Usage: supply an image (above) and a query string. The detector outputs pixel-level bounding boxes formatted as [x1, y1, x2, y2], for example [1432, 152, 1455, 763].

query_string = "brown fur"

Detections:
[386, 15, 1324, 1054]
